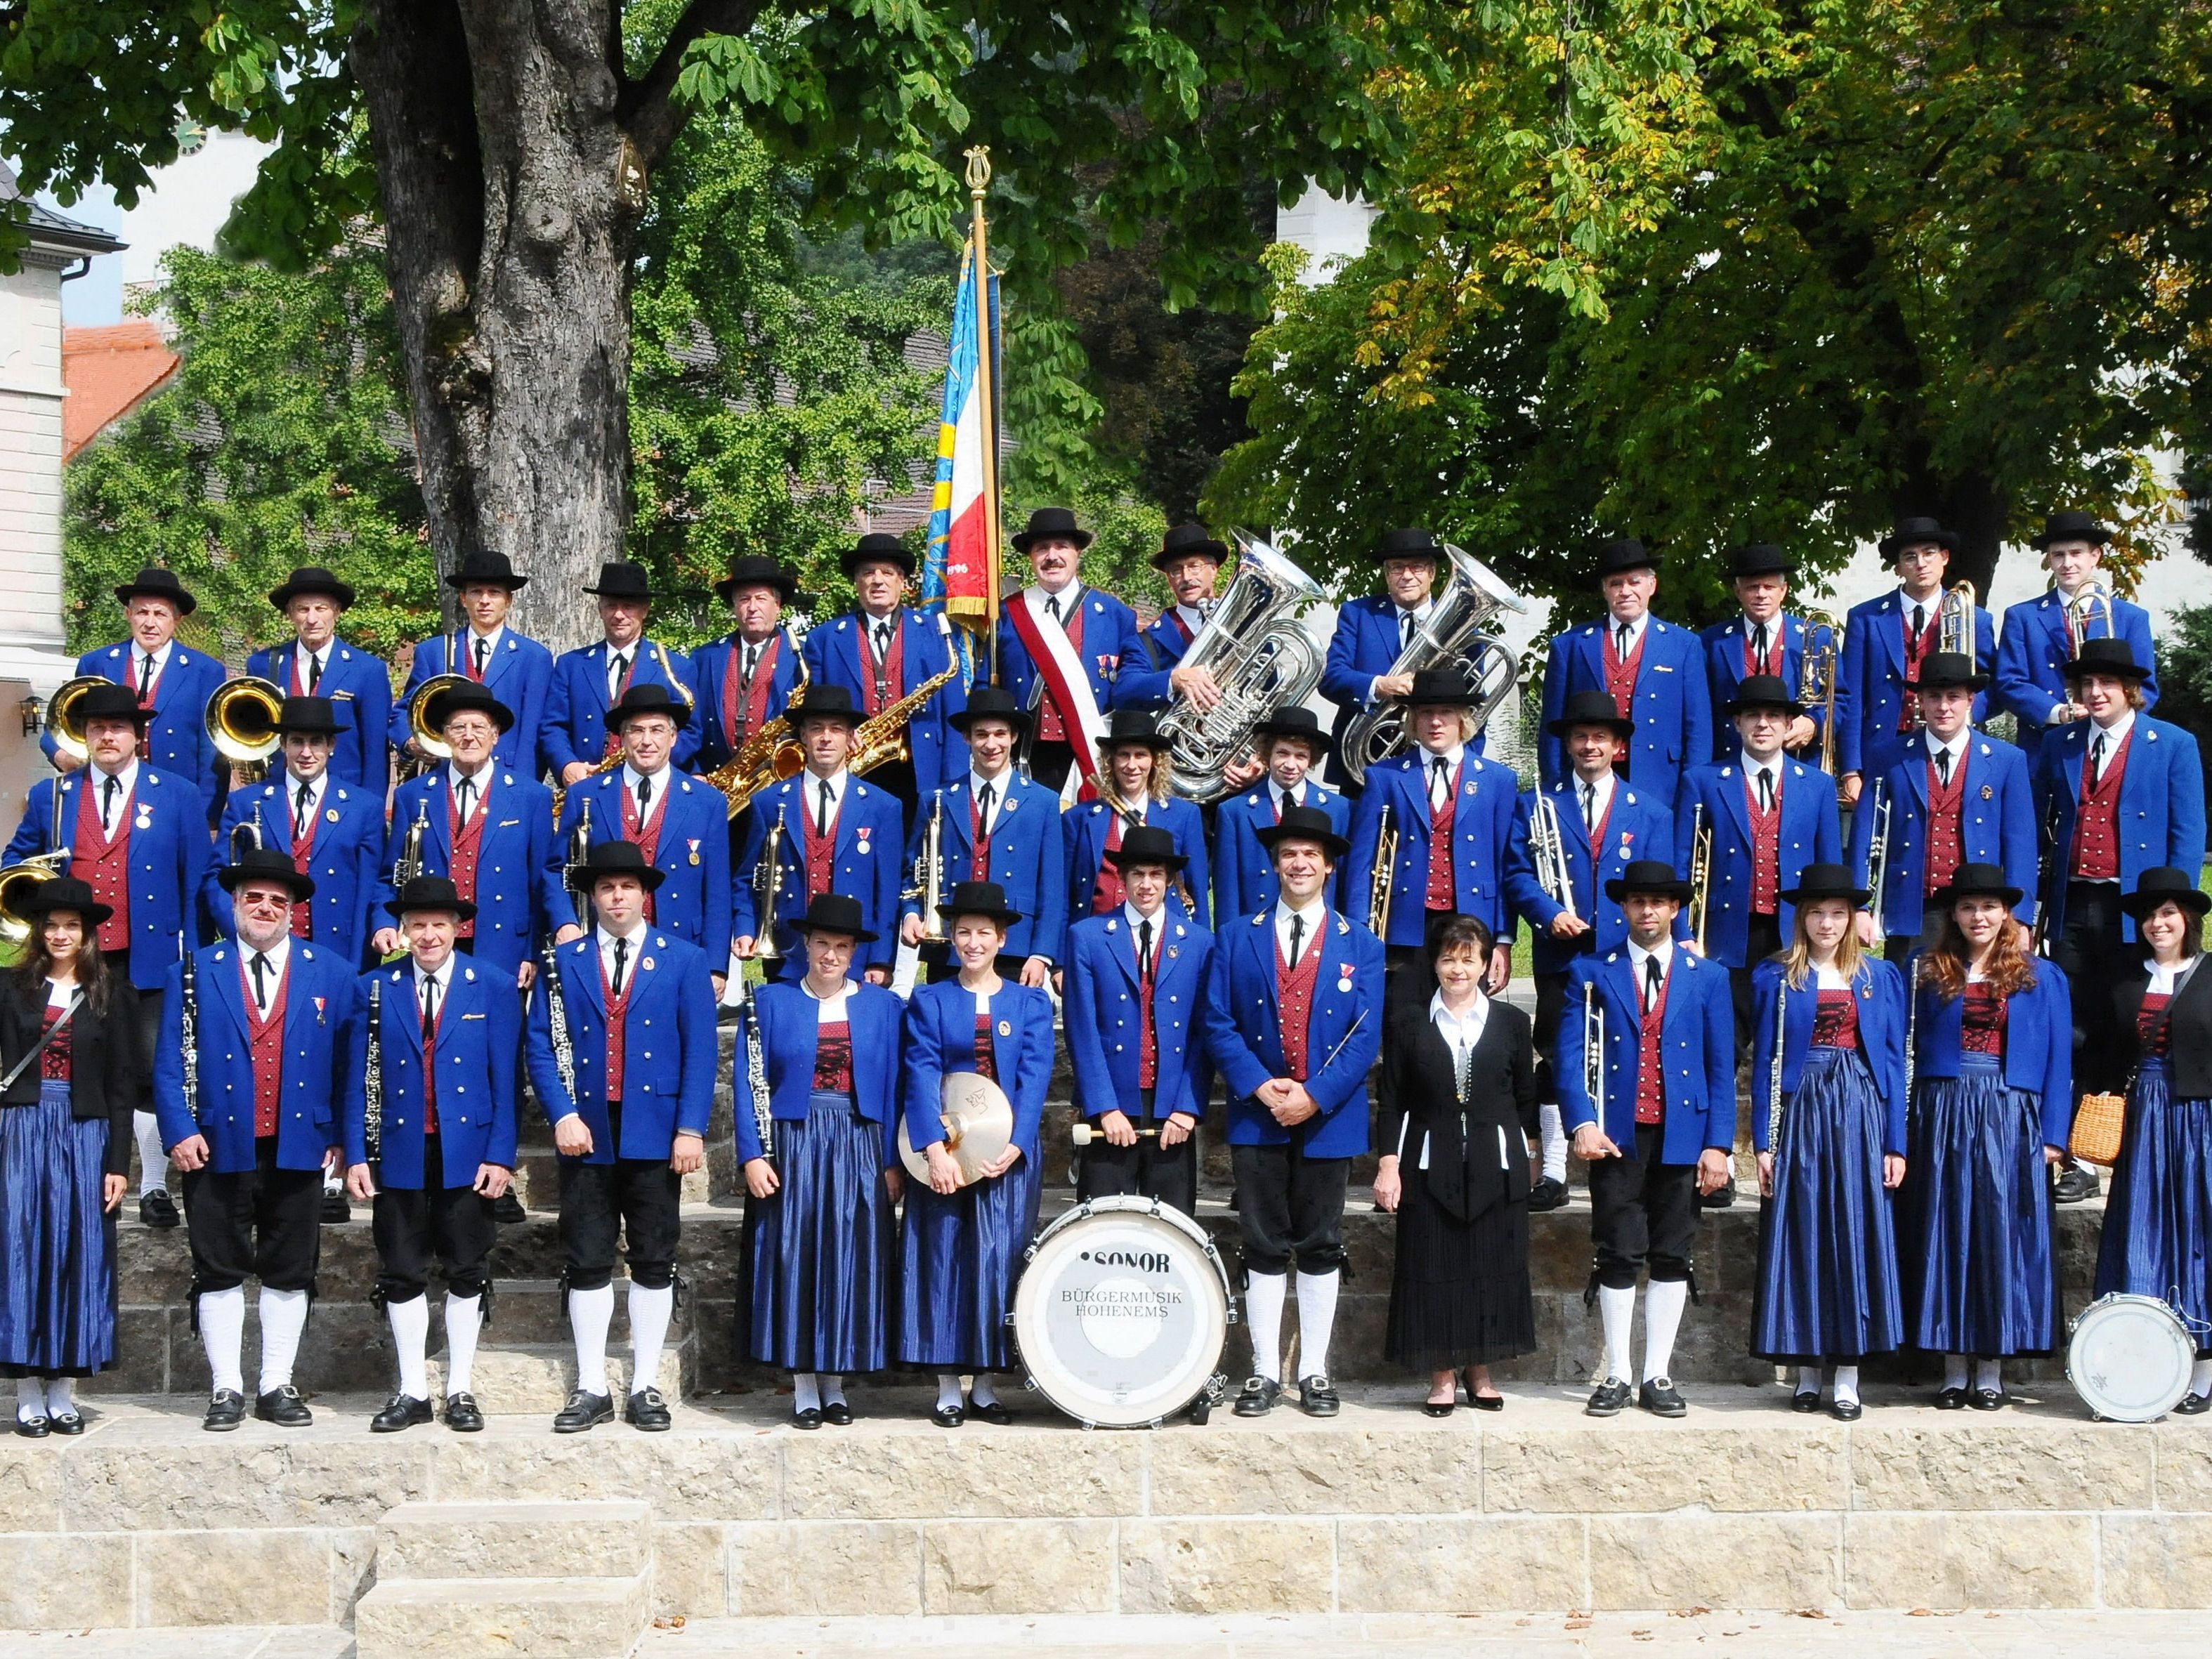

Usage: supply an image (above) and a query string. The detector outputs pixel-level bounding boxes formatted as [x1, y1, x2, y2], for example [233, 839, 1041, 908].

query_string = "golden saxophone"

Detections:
[851, 662, 962, 778]
[704, 653, 809, 818]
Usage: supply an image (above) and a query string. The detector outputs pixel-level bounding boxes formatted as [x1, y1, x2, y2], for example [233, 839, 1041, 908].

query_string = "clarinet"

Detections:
[364, 977, 385, 1164]
[742, 978, 773, 1167]
[178, 943, 203, 1129]
[1766, 978, 1787, 1158]
[541, 942, 577, 1102]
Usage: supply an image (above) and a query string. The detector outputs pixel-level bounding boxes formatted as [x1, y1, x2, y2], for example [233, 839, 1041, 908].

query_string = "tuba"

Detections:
[1158, 531, 1328, 803]
[42, 676, 109, 766]
[1340, 542, 1528, 787]
[207, 676, 284, 783]
[398, 671, 476, 780]
[0, 855, 64, 946]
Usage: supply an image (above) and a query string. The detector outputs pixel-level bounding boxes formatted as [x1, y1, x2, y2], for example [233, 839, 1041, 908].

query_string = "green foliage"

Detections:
[63, 242, 433, 664]
[2156, 605, 2212, 809]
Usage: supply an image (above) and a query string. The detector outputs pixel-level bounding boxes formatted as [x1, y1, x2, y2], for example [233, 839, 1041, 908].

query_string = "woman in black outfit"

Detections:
[1374, 914, 1540, 1413]
[0, 877, 140, 1436]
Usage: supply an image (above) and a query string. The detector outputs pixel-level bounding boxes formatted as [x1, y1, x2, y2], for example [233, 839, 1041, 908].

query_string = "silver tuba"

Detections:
[1339, 542, 1528, 786]
[1159, 530, 1328, 803]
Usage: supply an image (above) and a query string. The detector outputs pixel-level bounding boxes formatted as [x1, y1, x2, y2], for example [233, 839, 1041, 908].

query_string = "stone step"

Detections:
[354, 1572, 652, 1659]
[377, 1499, 653, 1580]
[435, 1332, 698, 1415]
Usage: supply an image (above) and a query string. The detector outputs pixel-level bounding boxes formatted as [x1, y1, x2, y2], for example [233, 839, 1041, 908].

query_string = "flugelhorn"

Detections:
[207, 676, 284, 782]
[1938, 580, 1977, 667]
[1861, 782, 1892, 947]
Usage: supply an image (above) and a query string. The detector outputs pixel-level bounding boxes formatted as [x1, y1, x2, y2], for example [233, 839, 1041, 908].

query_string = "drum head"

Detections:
[1012, 1199, 1231, 1428]
[2069, 1293, 2195, 1422]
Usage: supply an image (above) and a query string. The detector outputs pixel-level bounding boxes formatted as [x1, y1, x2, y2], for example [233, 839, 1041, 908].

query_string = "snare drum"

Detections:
[2067, 1292, 2195, 1422]
[1010, 1197, 1233, 1428]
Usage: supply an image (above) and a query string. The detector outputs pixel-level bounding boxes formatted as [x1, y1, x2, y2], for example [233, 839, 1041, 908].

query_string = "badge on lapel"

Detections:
[641, 957, 655, 972]
[327, 808, 340, 823]
[1980, 785, 1993, 800]
[997, 1019, 1012, 1037]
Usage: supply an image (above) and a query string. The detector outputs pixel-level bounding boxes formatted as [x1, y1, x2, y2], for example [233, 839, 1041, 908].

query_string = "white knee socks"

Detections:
[43, 1376, 72, 1417]
[1642, 1278, 1688, 1383]
[569, 1283, 616, 1396]
[1538, 1100, 1568, 1184]
[134, 1110, 165, 1198]
[257, 1286, 309, 1394]
[1244, 1271, 1288, 1382]
[443, 1293, 483, 1396]
[198, 1285, 247, 1395]
[1975, 1357, 2003, 1395]
[968, 1372, 1000, 1408]
[1296, 1270, 1341, 1379]
[792, 1372, 821, 1413]
[628, 1282, 673, 1395]
[820, 1372, 845, 1408]
[1597, 1285, 1635, 1383]
[386, 1295, 430, 1401]
[1832, 1364, 1859, 1408]
[935, 1372, 964, 1411]
[2192, 1358, 2212, 1397]
[1944, 1353, 1969, 1391]
[1795, 1364, 1821, 1397]
[15, 1377, 44, 1422]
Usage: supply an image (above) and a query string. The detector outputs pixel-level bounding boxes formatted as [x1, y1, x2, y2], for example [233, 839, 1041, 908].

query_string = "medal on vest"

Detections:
[687, 838, 700, 867]
[1981, 785, 1992, 799]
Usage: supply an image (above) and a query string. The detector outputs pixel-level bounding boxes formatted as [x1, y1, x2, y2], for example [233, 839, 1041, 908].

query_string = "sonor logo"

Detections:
[1082, 1250, 1172, 1273]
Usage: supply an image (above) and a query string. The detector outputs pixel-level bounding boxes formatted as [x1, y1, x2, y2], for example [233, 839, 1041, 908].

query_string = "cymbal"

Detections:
[898, 1071, 1015, 1187]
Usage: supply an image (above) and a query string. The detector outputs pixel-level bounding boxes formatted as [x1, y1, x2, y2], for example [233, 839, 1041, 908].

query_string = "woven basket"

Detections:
[2070, 1091, 2128, 1167]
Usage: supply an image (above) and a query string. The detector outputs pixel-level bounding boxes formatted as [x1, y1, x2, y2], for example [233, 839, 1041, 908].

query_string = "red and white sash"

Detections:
[1005, 591, 1104, 803]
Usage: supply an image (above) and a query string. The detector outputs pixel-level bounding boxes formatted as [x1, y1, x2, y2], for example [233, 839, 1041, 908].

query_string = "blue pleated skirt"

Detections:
[2094, 1061, 2212, 1354]
[747, 1091, 896, 1373]
[0, 1082, 116, 1377]
[896, 1148, 1041, 1372]
[1904, 1055, 2057, 1356]
[1753, 1047, 1905, 1363]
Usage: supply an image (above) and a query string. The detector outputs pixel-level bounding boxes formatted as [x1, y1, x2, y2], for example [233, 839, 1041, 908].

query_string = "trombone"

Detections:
[2063, 580, 2114, 656]
[207, 676, 284, 784]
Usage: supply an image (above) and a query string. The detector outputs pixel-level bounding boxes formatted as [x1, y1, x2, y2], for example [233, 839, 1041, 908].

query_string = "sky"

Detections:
[47, 129, 270, 326]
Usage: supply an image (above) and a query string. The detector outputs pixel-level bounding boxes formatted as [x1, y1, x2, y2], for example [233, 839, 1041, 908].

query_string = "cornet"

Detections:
[1368, 804, 1397, 939]
[1530, 792, 1577, 922]
[1687, 803, 1713, 955]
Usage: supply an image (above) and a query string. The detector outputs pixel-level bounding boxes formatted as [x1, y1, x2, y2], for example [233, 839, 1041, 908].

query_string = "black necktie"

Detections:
[455, 776, 476, 823]
[1752, 622, 1769, 664]
[1046, 594, 1063, 626]
[1288, 914, 1306, 967]
[294, 780, 312, 838]
[1138, 917, 1154, 985]
[1400, 610, 1415, 650]
[1936, 748, 1952, 789]
[874, 620, 894, 659]
[1581, 782, 1596, 827]
[306, 653, 322, 693]
[1910, 603, 1925, 642]
[817, 779, 833, 837]
[473, 636, 489, 677]
[608, 652, 629, 699]
[1431, 755, 1450, 808]
[250, 952, 272, 1012]
[101, 775, 118, 834]
[137, 653, 154, 698]
[1758, 770, 1774, 813]
[1644, 955, 1662, 1014]
[420, 974, 438, 1042]
[610, 936, 629, 997]
[2091, 733, 2107, 785]
[741, 643, 759, 686]
[976, 780, 995, 834]
[636, 774, 653, 820]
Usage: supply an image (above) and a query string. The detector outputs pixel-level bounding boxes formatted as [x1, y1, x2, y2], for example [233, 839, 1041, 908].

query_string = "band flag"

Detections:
[922, 242, 1002, 687]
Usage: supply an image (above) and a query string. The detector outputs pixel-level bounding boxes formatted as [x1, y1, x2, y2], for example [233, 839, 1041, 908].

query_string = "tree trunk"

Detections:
[1894, 463, 2008, 608]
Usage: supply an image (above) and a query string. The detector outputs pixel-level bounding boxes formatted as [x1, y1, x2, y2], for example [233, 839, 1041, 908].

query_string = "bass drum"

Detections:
[2067, 1293, 2194, 1422]
[1011, 1198, 1233, 1428]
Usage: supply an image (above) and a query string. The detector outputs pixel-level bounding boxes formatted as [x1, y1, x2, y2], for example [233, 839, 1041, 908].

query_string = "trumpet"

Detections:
[228, 801, 266, 863]
[1368, 804, 1397, 938]
[391, 796, 430, 889]
[1531, 792, 1577, 922]
[1797, 610, 1843, 776]
[903, 792, 948, 946]
[398, 669, 476, 780]
[1938, 580, 1977, 667]
[2063, 580, 2114, 656]
[1687, 803, 1713, 954]
[1583, 981, 1605, 1121]
[207, 676, 284, 783]
[41, 676, 108, 766]
[752, 813, 788, 963]
[1862, 782, 1892, 946]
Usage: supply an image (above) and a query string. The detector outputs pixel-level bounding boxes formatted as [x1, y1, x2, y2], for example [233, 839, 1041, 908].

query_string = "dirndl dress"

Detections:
[2094, 994, 2212, 1356]
[1751, 991, 1904, 1363]
[0, 1052, 118, 1379]
[1904, 985, 2057, 1356]
[896, 1012, 1040, 1372]
[746, 1017, 896, 1373]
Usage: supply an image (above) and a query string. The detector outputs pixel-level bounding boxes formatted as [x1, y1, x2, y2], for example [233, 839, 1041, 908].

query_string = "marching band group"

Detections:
[0, 504, 2206, 1440]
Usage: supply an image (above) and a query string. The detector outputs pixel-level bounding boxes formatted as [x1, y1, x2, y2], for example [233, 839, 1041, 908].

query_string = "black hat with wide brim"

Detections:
[837, 532, 917, 580]
[273, 695, 343, 737]
[583, 561, 654, 600]
[113, 565, 197, 615]
[218, 846, 316, 902]
[2064, 637, 2151, 683]
[1374, 527, 1444, 563]
[1151, 523, 1228, 570]
[1915, 652, 1989, 694]
[1012, 506, 1093, 554]
[1779, 862, 1872, 908]
[1878, 517, 1958, 558]
[268, 565, 356, 610]
[1253, 704, 1328, 746]
[2121, 867, 2212, 923]
[426, 683, 516, 734]
[1546, 688, 1634, 740]
[1104, 823, 1188, 873]
[603, 683, 694, 734]
[1254, 803, 1351, 861]
[8, 875, 112, 929]
[73, 681, 152, 729]
[447, 549, 530, 591]
[2032, 510, 2112, 550]
[1928, 861, 2024, 911]
[716, 554, 802, 603]
[1723, 674, 1807, 718]
[937, 879, 1023, 928]
[948, 685, 1031, 736]
[568, 839, 667, 893]
[791, 892, 879, 944]
[1591, 538, 1658, 580]
[1604, 859, 1693, 903]
[1729, 543, 1796, 579]
[386, 874, 479, 923]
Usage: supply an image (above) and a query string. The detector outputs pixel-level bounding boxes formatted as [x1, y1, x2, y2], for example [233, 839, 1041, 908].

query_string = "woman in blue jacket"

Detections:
[735, 894, 905, 1429]
[1748, 864, 1909, 1420]
[1902, 863, 2072, 1410]
[896, 881, 1054, 1425]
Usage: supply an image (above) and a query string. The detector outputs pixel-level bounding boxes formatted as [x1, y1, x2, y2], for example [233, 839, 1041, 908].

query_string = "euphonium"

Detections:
[207, 676, 284, 782]
[398, 670, 476, 780]
[1938, 579, 1978, 667]
[704, 655, 809, 818]
[1158, 531, 1327, 803]
[41, 676, 108, 766]
[1340, 541, 1528, 787]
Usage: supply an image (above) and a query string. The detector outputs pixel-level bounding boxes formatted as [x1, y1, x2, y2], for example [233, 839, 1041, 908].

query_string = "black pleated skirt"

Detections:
[1383, 1127, 1536, 1370]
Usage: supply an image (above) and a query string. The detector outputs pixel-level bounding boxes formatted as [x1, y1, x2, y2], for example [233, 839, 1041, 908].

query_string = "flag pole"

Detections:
[964, 146, 1002, 685]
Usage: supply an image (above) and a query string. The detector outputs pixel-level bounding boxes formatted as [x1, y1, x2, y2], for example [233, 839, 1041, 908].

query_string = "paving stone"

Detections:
[1484, 1423, 1848, 1512]
[353, 1573, 650, 1659]
[920, 1519, 1117, 1613]
[1119, 1519, 1335, 1614]
[1337, 1515, 1585, 1611]
[730, 1521, 923, 1616]
[0, 1531, 133, 1629]
[1842, 1511, 2090, 1609]
[1146, 1423, 1481, 1514]
[781, 1429, 1144, 1519]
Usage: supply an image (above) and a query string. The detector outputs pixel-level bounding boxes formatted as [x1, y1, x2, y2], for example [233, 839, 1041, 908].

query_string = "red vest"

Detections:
[460, 632, 488, 683]
[972, 1011, 998, 1082]
[72, 775, 133, 954]
[1276, 927, 1323, 1080]
[286, 787, 319, 940]
[1741, 624, 1781, 681]
[2070, 728, 2131, 880]
[970, 787, 999, 881]
[1897, 603, 1939, 732]
[799, 780, 842, 898]
[601, 955, 631, 1101]
[859, 617, 905, 716]
[447, 775, 489, 938]
[1962, 982, 2005, 1055]
[1425, 769, 1458, 912]
[1746, 771, 1781, 915]
[132, 653, 166, 761]
[1602, 625, 1647, 721]
[242, 957, 289, 1137]
[619, 777, 670, 921]
[2140, 991, 2174, 1056]
[39, 1004, 72, 1082]
[1923, 750, 1968, 896]
[419, 979, 442, 1136]
[1634, 962, 1671, 1125]
[1132, 919, 1161, 1091]
[1092, 812, 1130, 914]
[1035, 603, 1085, 744]
[1811, 988, 1859, 1050]
[721, 634, 781, 745]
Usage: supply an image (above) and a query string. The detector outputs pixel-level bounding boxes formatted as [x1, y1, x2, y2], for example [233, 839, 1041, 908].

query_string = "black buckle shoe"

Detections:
[1527, 1175, 1571, 1213]
[2054, 1164, 2100, 1205]
[13, 1414, 49, 1438]
[1935, 1386, 1968, 1410]
[1233, 1376, 1282, 1418]
[553, 1389, 613, 1434]
[1829, 1398, 1864, 1422]
[1791, 1391, 1822, 1413]
[443, 1392, 484, 1433]
[319, 1188, 351, 1224]
[1298, 1375, 1340, 1417]
[1637, 1377, 1688, 1418]
[138, 1189, 180, 1229]
[970, 1398, 1013, 1426]
[254, 1384, 313, 1427]
[371, 1394, 433, 1434]
[492, 1191, 527, 1225]
[821, 1400, 854, 1426]
[1970, 1386, 2006, 1412]
[931, 1401, 966, 1427]
[793, 1407, 823, 1430]
[203, 1388, 247, 1432]
[1585, 1375, 1632, 1417]
[623, 1386, 672, 1431]
[48, 1408, 84, 1436]
[2177, 1392, 2211, 1417]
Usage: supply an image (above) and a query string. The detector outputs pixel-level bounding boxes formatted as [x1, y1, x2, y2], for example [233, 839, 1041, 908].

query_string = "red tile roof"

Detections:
[63, 322, 178, 460]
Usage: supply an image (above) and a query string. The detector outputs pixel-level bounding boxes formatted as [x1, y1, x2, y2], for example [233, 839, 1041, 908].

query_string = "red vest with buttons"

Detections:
[1133, 920, 1160, 1090]
[620, 779, 669, 921]
[601, 956, 631, 1101]
[1035, 603, 1085, 744]
[1092, 811, 1129, 914]
[1923, 750, 1968, 896]
[243, 958, 289, 1137]
[71, 776, 132, 953]
[1276, 928, 1323, 1079]
[1425, 761, 1458, 912]
[970, 789, 997, 881]
[722, 634, 781, 745]
[1634, 962, 1671, 1125]
[419, 981, 441, 1136]
[800, 782, 841, 898]
[287, 792, 319, 940]
[2070, 728, 2131, 880]
[1602, 627, 1645, 721]
[448, 778, 487, 939]
[1897, 603, 1939, 731]
[1741, 626, 1781, 680]
[861, 620, 905, 716]
[1746, 771, 1781, 915]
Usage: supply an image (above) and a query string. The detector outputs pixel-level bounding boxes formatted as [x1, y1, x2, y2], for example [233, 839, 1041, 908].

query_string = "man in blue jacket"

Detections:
[1557, 861, 1736, 1418]
[1211, 706, 1352, 921]
[155, 848, 351, 1431]
[542, 560, 700, 783]
[1200, 805, 1385, 1419]
[696, 553, 809, 778]
[1994, 510, 2159, 764]
[1697, 544, 1824, 763]
[343, 876, 519, 1434]
[9, 681, 211, 1229]
[527, 841, 719, 1434]
[247, 565, 393, 794]
[48, 565, 227, 821]
[389, 548, 554, 778]
[1320, 526, 1471, 785]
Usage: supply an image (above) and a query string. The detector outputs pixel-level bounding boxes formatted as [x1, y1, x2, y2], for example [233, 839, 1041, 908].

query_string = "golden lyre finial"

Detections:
[964, 146, 992, 199]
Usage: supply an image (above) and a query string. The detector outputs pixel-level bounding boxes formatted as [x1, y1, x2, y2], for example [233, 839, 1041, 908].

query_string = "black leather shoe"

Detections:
[1527, 1175, 1570, 1212]
[13, 1415, 48, 1438]
[2178, 1392, 2211, 1416]
[1970, 1386, 2006, 1412]
[970, 1398, 1013, 1426]
[48, 1410, 84, 1436]
[1638, 1377, 1688, 1418]
[371, 1394, 433, 1434]
[624, 1386, 672, 1431]
[2053, 1163, 2100, 1205]
[793, 1407, 823, 1430]
[1585, 1376, 1632, 1417]
[1422, 1399, 1455, 1417]
[492, 1191, 527, 1225]
[1699, 1183, 1736, 1209]
[822, 1400, 853, 1426]
[138, 1189, 180, 1229]
[1299, 1375, 1341, 1417]
[1829, 1398, 1864, 1422]
[553, 1389, 613, 1433]
[1468, 1392, 1505, 1412]
[1935, 1386, 1968, 1410]
[255, 1384, 313, 1427]
[443, 1392, 484, 1433]
[1233, 1376, 1282, 1418]
[203, 1389, 247, 1432]
[1791, 1391, 1822, 1413]
[319, 1188, 351, 1224]
[931, 1402, 966, 1428]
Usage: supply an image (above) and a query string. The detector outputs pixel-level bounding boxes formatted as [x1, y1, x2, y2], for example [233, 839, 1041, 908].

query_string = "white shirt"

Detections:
[800, 768, 850, 832]
[1028, 582, 1084, 627]
[43, 977, 77, 1014]
[89, 759, 140, 834]
[1627, 938, 1674, 1009]
[596, 920, 649, 989]
[622, 762, 670, 822]
[1122, 901, 1166, 969]
[1172, 602, 1208, 636]
[1742, 752, 1783, 808]
[1925, 730, 1970, 782]
[603, 639, 639, 698]
[292, 641, 332, 694]
[412, 952, 457, 1025]
[447, 759, 494, 820]
[1274, 896, 1326, 965]
[969, 768, 1011, 832]
[132, 638, 174, 688]
[1812, 961, 1851, 992]
[240, 933, 292, 1016]
[1428, 989, 1491, 1074]
[1569, 768, 1615, 830]
[1420, 743, 1465, 808]
[281, 768, 327, 835]
[804, 978, 856, 1025]
[462, 624, 505, 675]
[2089, 707, 2136, 773]
[1741, 613, 1782, 651]
[1267, 778, 1307, 818]
[2146, 958, 2197, 997]
[1897, 586, 1942, 629]
[1607, 612, 1649, 653]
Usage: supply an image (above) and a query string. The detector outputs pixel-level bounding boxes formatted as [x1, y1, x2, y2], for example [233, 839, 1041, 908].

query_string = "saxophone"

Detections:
[364, 976, 385, 1163]
[541, 941, 577, 1102]
[705, 654, 809, 818]
[851, 662, 962, 778]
